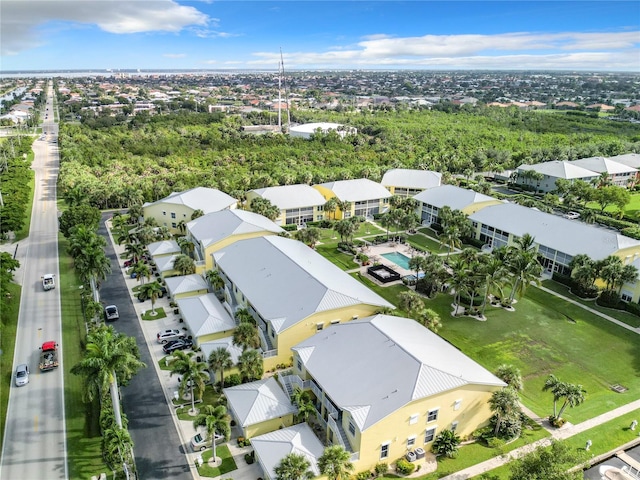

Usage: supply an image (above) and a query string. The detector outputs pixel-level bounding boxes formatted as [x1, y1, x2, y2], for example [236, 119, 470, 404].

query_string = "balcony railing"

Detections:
[261, 349, 278, 358]
[327, 416, 346, 449]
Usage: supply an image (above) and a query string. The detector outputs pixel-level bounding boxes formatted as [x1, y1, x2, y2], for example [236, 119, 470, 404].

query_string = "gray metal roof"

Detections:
[144, 187, 237, 214]
[213, 237, 393, 333]
[316, 178, 392, 202]
[413, 185, 497, 210]
[187, 209, 284, 249]
[250, 185, 327, 210]
[381, 169, 442, 190]
[609, 153, 640, 169]
[569, 157, 637, 175]
[223, 377, 297, 427]
[469, 202, 640, 260]
[155, 254, 179, 273]
[147, 240, 181, 257]
[164, 274, 208, 296]
[177, 293, 236, 338]
[199, 336, 244, 365]
[251, 424, 323, 479]
[292, 315, 505, 431]
[517, 161, 597, 180]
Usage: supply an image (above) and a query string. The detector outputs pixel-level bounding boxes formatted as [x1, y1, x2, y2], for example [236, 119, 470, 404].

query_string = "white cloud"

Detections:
[163, 53, 186, 58]
[249, 31, 640, 70]
[1, 0, 209, 55]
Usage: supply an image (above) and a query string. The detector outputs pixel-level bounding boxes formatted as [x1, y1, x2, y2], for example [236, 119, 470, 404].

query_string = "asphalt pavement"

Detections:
[97, 214, 193, 480]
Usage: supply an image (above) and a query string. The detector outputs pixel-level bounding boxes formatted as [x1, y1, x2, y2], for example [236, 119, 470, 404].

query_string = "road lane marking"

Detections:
[34, 415, 38, 432]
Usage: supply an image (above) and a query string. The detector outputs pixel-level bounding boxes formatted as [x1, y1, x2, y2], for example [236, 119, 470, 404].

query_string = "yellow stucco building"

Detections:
[246, 185, 328, 227]
[413, 185, 502, 227]
[314, 178, 392, 220]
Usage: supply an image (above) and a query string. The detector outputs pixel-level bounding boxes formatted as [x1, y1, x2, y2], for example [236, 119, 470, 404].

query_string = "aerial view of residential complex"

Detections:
[1, 2, 639, 480]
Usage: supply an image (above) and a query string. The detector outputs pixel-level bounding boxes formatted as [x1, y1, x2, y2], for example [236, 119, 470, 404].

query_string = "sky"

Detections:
[1, 1, 639, 72]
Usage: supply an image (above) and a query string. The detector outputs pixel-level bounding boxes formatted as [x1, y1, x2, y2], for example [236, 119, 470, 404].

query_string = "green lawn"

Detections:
[14, 169, 35, 242]
[141, 307, 167, 320]
[407, 233, 449, 254]
[436, 286, 640, 423]
[586, 191, 640, 221]
[541, 279, 640, 328]
[59, 236, 109, 479]
[197, 444, 237, 477]
[0, 282, 21, 448]
[315, 244, 359, 270]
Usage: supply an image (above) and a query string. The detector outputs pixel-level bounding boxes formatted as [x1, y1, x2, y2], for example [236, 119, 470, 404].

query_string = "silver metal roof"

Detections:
[213, 237, 393, 333]
[569, 157, 638, 175]
[609, 153, 640, 169]
[293, 315, 505, 431]
[199, 336, 244, 365]
[250, 185, 327, 210]
[155, 254, 179, 273]
[413, 185, 497, 210]
[381, 169, 442, 190]
[223, 377, 297, 427]
[145, 187, 237, 214]
[164, 274, 208, 296]
[177, 293, 236, 338]
[187, 209, 284, 249]
[316, 178, 392, 202]
[251, 424, 323, 479]
[147, 240, 181, 257]
[469, 202, 640, 260]
[517, 161, 597, 180]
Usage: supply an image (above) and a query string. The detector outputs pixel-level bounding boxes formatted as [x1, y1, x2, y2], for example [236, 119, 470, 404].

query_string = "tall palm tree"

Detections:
[208, 347, 233, 390]
[237, 349, 263, 382]
[173, 254, 196, 275]
[397, 291, 425, 316]
[133, 261, 151, 285]
[556, 383, 587, 419]
[102, 426, 134, 470]
[170, 350, 209, 414]
[488, 387, 520, 436]
[513, 233, 537, 254]
[206, 269, 225, 298]
[318, 445, 354, 480]
[494, 364, 523, 391]
[408, 255, 428, 280]
[542, 374, 566, 418]
[441, 225, 462, 259]
[507, 251, 542, 304]
[232, 322, 260, 351]
[274, 453, 314, 480]
[417, 308, 442, 333]
[138, 281, 163, 314]
[191, 209, 204, 220]
[71, 324, 145, 429]
[480, 256, 507, 315]
[177, 236, 195, 258]
[192, 405, 231, 463]
[324, 197, 338, 220]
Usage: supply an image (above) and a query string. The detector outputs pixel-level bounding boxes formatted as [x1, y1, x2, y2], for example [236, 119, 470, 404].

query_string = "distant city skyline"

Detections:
[1, 1, 639, 72]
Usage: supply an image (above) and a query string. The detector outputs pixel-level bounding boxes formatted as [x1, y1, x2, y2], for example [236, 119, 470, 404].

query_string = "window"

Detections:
[451, 421, 459, 432]
[453, 399, 462, 411]
[171, 222, 177, 228]
[407, 436, 416, 448]
[348, 420, 356, 436]
[621, 291, 633, 303]
[427, 408, 439, 422]
[296, 359, 302, 371]
[316, 323, 324, 331]
[409, 414, 419, 425]
[162, 211, 166, 216]
[424, 427, 436, 443]
[171, 212, 176, 219]
[330, 320, 340, 325]
[380, 443, 389, 460]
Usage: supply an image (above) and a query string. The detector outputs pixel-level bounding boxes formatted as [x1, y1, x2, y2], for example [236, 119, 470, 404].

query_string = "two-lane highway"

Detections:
[0, 83, 67, 480]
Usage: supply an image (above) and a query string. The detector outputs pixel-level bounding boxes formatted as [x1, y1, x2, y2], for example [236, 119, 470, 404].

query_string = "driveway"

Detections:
[98, 214, 193, 480]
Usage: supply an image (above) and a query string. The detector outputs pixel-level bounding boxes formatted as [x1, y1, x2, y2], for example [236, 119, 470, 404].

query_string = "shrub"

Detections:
[487, 437, 506, 449]
[596, 289, 624, 309]
[244, 451, 255, 464]
[432, 429, 461, 458]
[354, 472, 371, 480]
[224, 373, 242, 388]
[374, 463, 388, 476]
[625, 301, 640, 317]
[622, 227, 640, 240]
[549, 415, 566, 428]
[281, 224, 298, 232]
[395, 458, 415, 475]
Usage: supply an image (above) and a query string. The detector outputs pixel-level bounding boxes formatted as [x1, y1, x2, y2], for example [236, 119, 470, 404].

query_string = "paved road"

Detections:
[0, 85, 68, 479]
[97, 215, 192, 480]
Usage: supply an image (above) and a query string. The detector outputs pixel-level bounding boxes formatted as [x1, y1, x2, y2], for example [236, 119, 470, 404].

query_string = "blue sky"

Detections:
[1, 1, 639, 71]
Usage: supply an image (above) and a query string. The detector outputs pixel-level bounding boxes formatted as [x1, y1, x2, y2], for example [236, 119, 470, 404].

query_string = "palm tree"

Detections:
[480, 256, 507, 315]
[333, 219, 357, 244]
[173, 254, 196, 275]
[397, 291, 425, 316]
[488, 387, 521, 436]
[494, 364, 523, 391]
[237, 349, 263, 382]
[71, 324, 145, 428]
[441, 225, 462, 259]
[138, 281, 163, 314]
[408, 255, 428, 280]
[133, 261, 151, 285]
[513, 233, 537, 254]
[192, 404, 231, 463]
[205, 269, 225, 298]
[274, 453, 314, 480]
[191, 209, 204, 220]
[170, 350, 209, 414]
[507, 251, 542, 304]
[556, 383, 587, 419]
[431, 429, 461, 459]
[324, 197, 338, 220]
[318, 445, 354, 480]
[232, 322, 260, 351]
[542, 374, 566, 418]
[417, 308, 442, 333]
[208, 347, 233, 390]
[177, 236, 195, 258]
[102, 425, 134, 470]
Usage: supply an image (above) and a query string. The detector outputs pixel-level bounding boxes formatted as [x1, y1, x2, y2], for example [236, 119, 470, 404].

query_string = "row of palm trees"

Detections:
[569, 253, 638, 297]
[274, 445, 356, 480]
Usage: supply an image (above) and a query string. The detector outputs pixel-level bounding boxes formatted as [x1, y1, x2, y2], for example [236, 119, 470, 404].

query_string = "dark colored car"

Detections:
[162, 339, 193, 354]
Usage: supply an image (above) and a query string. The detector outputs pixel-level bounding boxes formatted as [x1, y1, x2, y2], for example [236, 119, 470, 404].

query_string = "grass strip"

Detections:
[198, 444, 238, 477]
[0, 282, 21, 447]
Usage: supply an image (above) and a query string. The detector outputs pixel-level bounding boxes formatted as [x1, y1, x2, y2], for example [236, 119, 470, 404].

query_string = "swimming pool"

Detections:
[381, 251, 411, 269]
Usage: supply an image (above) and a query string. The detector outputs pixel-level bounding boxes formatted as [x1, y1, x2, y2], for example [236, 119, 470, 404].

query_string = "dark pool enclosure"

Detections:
[367, 264, 401, 283]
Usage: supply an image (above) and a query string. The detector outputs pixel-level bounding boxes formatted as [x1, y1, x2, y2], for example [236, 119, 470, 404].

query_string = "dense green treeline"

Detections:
[58, 108, 640, 208]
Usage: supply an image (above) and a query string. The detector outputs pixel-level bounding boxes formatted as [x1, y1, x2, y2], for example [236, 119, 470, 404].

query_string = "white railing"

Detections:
[349, 451, 360, 462]
[327, 416, 346, 449]
[261, 349, 278, 358]
[310, 379, 322, 399]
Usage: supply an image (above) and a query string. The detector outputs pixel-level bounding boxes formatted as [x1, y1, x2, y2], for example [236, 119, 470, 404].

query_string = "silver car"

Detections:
[104, 305, 119, 321]
[15, 364, 29, 386]
[156, 329, 185, 344]
[191, 432, 224, 452]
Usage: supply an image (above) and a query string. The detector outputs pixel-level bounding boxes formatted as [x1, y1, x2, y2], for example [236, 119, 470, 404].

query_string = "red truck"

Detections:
[39, 341, 59, 371]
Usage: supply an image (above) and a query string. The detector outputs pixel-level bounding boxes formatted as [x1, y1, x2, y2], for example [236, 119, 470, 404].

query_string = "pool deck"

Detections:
[358, 242, 420, 278]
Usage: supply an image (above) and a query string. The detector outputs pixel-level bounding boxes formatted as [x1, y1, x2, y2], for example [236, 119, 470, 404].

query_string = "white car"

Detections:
[156, 329, 185, 344]
[104, 305, 119, 321]
[15, 364, 29, 386]
[563, 211, 580, 220]
[190, 432, 224, 452]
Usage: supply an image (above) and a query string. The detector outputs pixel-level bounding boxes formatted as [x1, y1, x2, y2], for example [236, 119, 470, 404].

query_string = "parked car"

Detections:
[162, 339, 193, 354]
[190, 432, 224, 452]
[15, 364, 29, 386]
[563, 211, 580, 220]
[124, 259, 135, 268]
[104, 305, 119, 321]
[157, 329, 185, 344]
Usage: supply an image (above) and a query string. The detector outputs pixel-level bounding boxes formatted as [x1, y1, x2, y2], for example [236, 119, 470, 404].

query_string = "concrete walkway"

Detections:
[438, 399, 640, 479]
